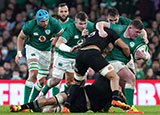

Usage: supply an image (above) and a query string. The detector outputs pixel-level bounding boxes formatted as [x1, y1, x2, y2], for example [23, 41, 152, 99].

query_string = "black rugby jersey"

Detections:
[81, 28, 119, 53]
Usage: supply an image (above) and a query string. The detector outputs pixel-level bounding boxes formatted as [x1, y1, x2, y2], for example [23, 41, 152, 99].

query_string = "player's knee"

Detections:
[49, 77, 61, 87]
[74, 73, 86, 85]
[126, 72, 136, 85]
[28, 70, 38, 80]
[100, 64, 114, 77]
[38, 77, 46, 85]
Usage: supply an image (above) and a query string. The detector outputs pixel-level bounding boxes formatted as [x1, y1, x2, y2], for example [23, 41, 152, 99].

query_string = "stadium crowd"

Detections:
[0, 0, 160, 80]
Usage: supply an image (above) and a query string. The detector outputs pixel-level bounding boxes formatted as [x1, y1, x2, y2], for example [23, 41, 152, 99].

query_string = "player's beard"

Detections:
[58, 15, 68, 22]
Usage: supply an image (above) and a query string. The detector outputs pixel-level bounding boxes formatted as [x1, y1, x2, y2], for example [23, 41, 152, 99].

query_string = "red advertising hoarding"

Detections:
[0, 80, 160, 105]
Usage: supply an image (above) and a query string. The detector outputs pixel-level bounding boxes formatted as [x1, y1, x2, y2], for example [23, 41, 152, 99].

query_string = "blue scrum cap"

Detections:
[36, 9, 49, 24]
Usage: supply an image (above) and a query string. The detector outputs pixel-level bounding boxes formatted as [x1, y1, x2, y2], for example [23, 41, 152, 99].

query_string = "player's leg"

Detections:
[118, 67, 135, 106]
[10, 92, 67, 112]
[24, 45, 39, 104]
[41, 77, 61, 96]
[40, 53, 65, 97]
[52, 83, 60, 97]
[98, 62, 130, 110]
[62, 50, 88, 113]
[51, 54, 75, 96]
[29, 51, 51, 102]
[24, 61, 38, 104]
[64, 71, 74, 92]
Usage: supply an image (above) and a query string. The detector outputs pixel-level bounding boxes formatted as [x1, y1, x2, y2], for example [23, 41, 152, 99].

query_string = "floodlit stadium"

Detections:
[0, 0, 160, 114]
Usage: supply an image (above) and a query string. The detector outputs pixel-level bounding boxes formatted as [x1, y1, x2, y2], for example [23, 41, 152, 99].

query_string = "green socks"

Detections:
[41, 79, 52, 96]
[124, 88, 134, 106]
[24, 80, 34, 104]
[29, 81, 42, 102]
[52, 86, 60, 96]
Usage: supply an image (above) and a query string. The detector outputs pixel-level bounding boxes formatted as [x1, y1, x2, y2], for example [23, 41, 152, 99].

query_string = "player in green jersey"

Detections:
[98, 8, 149, 111]
[15, 9, 64, 104]
[96, 19, 150, 113]
[48, 3, 74, 97]
[39, 11, 94, 99]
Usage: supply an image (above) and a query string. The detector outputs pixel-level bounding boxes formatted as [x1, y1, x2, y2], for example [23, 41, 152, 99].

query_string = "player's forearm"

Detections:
[96, 21, 109, 31]
[55, 37, 71, 52]
[17, 37, 25, 52]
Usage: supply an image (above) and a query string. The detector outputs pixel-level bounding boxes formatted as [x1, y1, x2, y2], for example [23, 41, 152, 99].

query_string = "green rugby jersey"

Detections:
[22, 16, 63, 51]
[58, 21, 94, 59]
[106, 24, 143, 64]
[105, 16, 132, 25]
[118, 16, 132, 25]
[55, 18, 74, 52]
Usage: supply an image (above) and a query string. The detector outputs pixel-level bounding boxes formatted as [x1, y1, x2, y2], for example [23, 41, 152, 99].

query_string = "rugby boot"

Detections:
[126, 105, 144, 113]
[111, 100, 131, 110]
[61, 107, 70, 113]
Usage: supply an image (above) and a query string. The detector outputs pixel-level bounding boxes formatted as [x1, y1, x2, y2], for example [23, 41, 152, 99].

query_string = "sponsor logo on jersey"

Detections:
[77, 39, 83, 45]
[45, 29, 51, 35]
[39, 36, 46, 42]
[74, 35, 79, 39]
[130, 42, 135, 47]
[33, 32, 39, 36]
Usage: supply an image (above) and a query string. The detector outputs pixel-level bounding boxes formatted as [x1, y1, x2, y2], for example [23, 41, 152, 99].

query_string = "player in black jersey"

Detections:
[62, 28, 131, 113]
[10, 75, 126, 113]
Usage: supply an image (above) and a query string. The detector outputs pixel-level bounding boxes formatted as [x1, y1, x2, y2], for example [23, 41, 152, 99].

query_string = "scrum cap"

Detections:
[36, 9, 49, 24]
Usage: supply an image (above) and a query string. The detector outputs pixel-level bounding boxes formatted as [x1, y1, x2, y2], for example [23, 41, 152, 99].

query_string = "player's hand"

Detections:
[98, 30, 108, 38]
[136, 50, 146, 59]
[82, 29, 88, 38]
[143, 37, 149, 44]
[50, 37, 57, 46]
[70, 45, 81, 52]
[15, 51, 23, 64]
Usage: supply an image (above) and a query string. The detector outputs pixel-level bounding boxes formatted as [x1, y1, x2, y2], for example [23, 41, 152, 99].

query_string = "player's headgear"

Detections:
[36, 9, 49, 24]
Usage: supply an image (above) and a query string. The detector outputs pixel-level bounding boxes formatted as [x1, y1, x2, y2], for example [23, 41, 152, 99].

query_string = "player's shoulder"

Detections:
[66, 22, 75, 30]
[23, 19, 36, 29]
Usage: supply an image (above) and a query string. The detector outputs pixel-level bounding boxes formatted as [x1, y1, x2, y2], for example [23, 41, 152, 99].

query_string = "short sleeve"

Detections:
[22, 22, 32, 36]
[60, 27, 72, 42]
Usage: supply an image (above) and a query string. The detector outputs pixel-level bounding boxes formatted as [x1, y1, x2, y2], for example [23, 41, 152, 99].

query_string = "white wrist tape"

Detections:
[59, 43, 71, 52]
[17, 51, 22, 57]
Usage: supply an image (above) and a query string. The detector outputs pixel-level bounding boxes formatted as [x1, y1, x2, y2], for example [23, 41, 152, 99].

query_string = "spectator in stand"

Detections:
[135, 60, 145, 79]
[0, 66, 7, 79]
[0, 46, 12, 65]
[5, 8, 14, 23]
[7, 41, 17, 59]
[3, 61, 12, 79]
[145, 68, 156, 79]
[0, 13, 9, 34]
[2, 30, 11, 46]
[151, 21, 159, 36]
[11, 70, 21, 80]
[0, 36, 3, 49]
[11, 36, 17, 49]
[152, 60, 160, 79]
[155, 11, 160, 25]
[152, 35, 160, 58]
[19, 63, 28, 80]
[69, 7, 77, 19]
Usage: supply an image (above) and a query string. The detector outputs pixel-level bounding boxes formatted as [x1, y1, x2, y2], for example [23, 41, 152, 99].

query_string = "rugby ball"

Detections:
[133, 43, 149, 60]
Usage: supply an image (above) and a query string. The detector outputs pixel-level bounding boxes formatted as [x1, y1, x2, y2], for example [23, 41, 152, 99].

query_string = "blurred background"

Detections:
[0, 0, 160, 80]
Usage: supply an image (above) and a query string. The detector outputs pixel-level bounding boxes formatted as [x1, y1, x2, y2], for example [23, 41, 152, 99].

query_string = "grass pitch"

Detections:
[0, 105, 160, 115]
